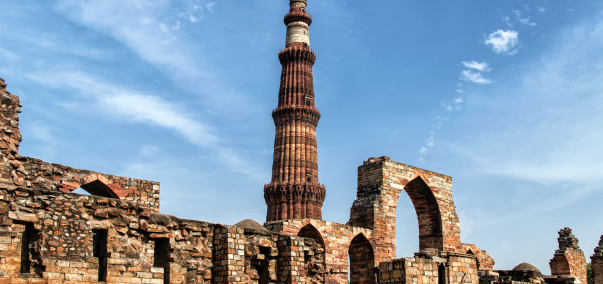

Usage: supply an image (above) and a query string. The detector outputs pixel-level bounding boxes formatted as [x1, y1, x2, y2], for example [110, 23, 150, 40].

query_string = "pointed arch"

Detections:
[79, 174, 119, 199]
[349, 233, 376, 284]
[298, 224, 325, 282]
[403, 176, 443, 251]
[297, 224, 324, 246]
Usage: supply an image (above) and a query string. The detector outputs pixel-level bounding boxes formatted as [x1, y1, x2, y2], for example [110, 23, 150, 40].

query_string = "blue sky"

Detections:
[1, 0, 603, 273]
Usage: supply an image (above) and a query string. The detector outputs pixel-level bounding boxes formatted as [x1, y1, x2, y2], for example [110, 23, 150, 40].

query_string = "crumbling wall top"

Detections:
[556, 227, 581, 254]
[0, 77, 161, 212]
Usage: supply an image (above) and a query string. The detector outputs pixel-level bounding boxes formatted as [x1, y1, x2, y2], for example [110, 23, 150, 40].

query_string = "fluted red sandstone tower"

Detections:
[264, 0, 326, 222]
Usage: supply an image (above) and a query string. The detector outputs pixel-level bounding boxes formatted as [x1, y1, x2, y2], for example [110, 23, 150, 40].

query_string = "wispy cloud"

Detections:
[518, 17, 537, 27]
[418, 133, 435, 161]
[485, 30, 519, 55]
[455, 16, 603, 186]
[460, 70, 492, 84]
[537, 6, 546, 13]
[53, 0, 245, 113]
[29, 71, 218, 147]
[462, 61, 491, 72]
[26, 71, 264, 181]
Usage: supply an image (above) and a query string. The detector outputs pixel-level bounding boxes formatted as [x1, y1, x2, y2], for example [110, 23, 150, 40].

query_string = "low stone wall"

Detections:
[378, 251, 478, 284]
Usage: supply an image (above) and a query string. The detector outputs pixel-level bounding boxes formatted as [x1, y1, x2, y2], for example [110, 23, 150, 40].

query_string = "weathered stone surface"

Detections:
[591, 235, 603, 284]
[549, 228, 587, 284]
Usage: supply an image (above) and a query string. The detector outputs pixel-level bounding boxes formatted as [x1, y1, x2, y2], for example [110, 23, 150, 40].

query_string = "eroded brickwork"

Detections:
[461, 244, 495, 272]
[590, 236, 603, 284]
[379, 252, 478, 284]
[266, 218, 375, 284]
[349, 156, 462, 261]
[549, 228, 587, 284]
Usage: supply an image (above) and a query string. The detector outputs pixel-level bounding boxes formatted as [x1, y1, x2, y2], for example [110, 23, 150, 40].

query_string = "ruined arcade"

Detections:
[0, 1, 597, 284]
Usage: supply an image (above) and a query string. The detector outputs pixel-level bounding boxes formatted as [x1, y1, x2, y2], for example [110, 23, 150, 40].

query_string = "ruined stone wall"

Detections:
[378, 252, 478, 284]
[549, 228, 587, 284]
[590, 235, 603, 284]
[461, 244, 495, 271]
[0, 187, 214, 283]
[349, 156, 462, 262]
[0, 79, 160, 213]
[0, 186, 328, 284]
[266, 218, 375, 284]
[213, 225, 326, 284]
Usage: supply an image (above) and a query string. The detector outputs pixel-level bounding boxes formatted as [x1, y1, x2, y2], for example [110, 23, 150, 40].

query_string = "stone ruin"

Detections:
[0, 1, 598, 284]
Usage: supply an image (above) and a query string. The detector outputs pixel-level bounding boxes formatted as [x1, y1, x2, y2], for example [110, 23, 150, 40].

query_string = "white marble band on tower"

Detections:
[286, 22, 310, 46]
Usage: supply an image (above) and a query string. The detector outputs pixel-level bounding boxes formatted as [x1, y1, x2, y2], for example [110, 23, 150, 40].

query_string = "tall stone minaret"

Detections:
[264, 0, 325, 222]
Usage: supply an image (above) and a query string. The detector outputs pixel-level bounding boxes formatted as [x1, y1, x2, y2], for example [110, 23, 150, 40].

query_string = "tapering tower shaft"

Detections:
[264, 0, 325, 222]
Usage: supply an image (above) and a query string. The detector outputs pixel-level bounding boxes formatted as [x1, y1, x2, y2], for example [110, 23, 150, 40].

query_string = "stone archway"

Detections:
[404, 177, 443, 251]
[80, 174, 119, 198]
[348, 157, 461, 263]
[297, 224, 326, 283]
[349, 233, 376, 284]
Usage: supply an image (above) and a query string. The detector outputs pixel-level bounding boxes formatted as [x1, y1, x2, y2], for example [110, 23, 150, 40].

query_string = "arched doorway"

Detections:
[297, 225, 325, 283]
[348, 234, 376, 284]
[404, 177, 443, 251]
[395, 191, 419, 258]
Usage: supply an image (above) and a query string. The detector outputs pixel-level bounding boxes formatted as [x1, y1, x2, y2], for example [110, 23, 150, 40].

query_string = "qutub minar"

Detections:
[0, 0, 596, 284]
[264, 0, 326, 222]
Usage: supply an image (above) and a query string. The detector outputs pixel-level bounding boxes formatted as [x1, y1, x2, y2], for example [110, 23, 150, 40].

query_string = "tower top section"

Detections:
[284, 0, 312, 47]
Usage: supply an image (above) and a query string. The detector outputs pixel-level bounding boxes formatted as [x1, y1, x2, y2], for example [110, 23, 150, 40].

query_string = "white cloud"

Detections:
[418, 133, 435, 158]
[53, 0, 247, 113]
[205, 2, 216, 13]
[485, 30, 519, 55]
[29, 71, 219, 147]
[26, 70, 265, 181]
[518, 17, 537, 27]
[454, 16, 603, 186]
[419, 147, 429, 155]
[462, 61, 491, 72]
[454, 97, 464, 104]
[426, 135, 434, 148]
[537, 6, 546, 13]
[460, 70, 492, 84]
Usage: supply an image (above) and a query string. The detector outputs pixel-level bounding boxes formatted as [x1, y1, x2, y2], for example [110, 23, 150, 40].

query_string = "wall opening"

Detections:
[154, 238, 171, 284]
[403, 177, 443, 251]
[438, 264, 447, 284]
[298, 225, 325, 283]
[92, 229, 108, 282]
[258, 246, 271, 284]
[18, 222, 36, 275]
[72, 187, 91, 195]
[395, 192, 419, 258]
[348, 234, 376, 284]
[77, 180, 118, 199]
